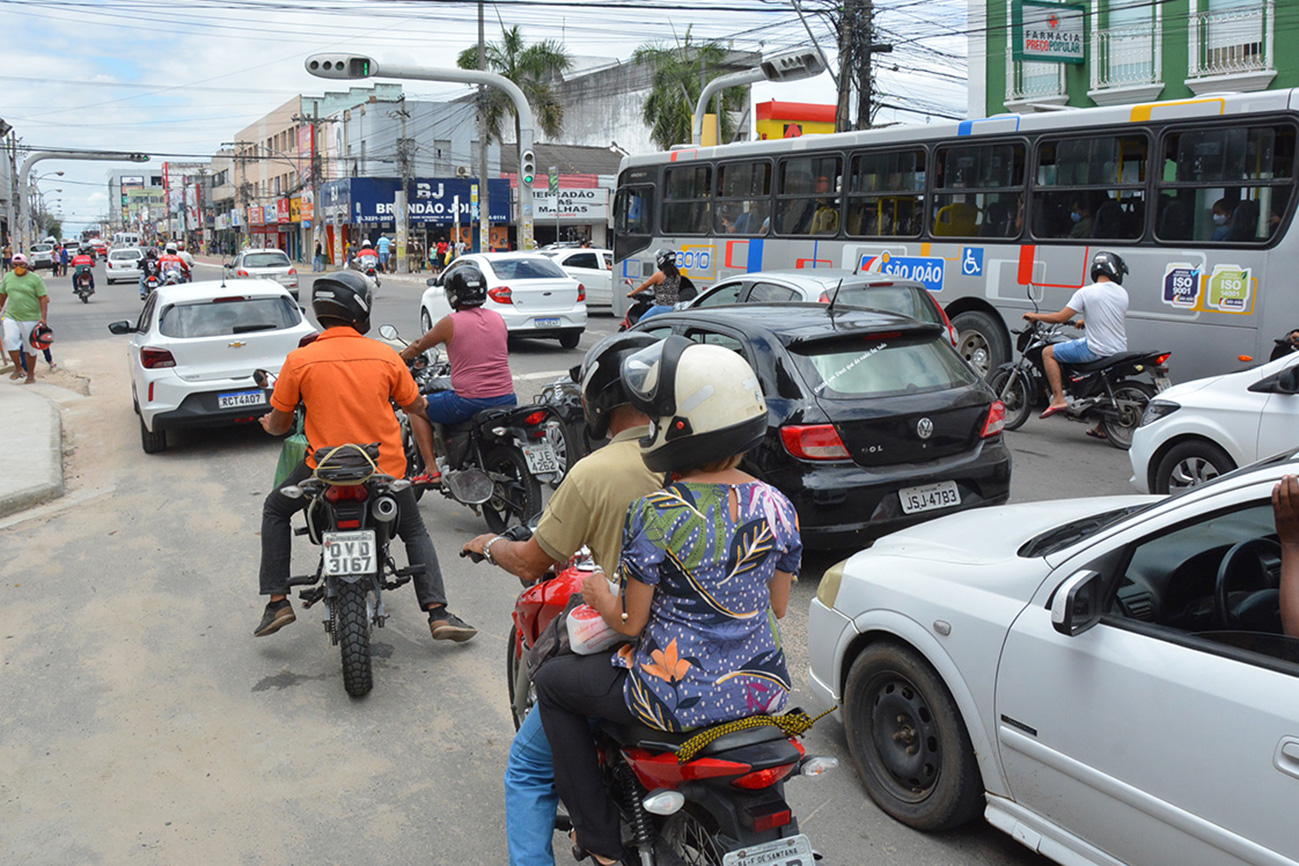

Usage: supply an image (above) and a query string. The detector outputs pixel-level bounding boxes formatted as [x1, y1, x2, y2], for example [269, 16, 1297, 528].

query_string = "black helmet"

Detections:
[621, 335, 768, 473]
[444, 264, 487, 310]
[654, 248, 677, 270]
[1090, 250, 1129, 285]
[312, 271, 373, 333]
[578, 331, 662, 440]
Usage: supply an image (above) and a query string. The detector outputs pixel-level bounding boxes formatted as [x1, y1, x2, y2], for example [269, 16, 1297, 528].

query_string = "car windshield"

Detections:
[789, 334, 977, 399]
[1019, 503, 1157, 558]
[159, 296, 300, 338]
[243, 253, 290, 268]
[836, 285, 942, 325]
[110, 250, 141, 260]
[487, 258, 567, 280]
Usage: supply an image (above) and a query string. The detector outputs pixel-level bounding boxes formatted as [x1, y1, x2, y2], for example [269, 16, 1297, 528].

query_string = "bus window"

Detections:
[931, 142, 1025, 238]
[663, 164, 711, 235]
[845, 149, 925, 238]
[1156, 124, 1297, 244]
[1032, 135, 1147, 241]
[776, 155, 843, 236]
[716, 161, 771, 236]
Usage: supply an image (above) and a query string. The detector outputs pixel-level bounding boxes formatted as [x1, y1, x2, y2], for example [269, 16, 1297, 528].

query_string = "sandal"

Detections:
[410, 471, 442, 486]
[1085, 428, 1107, 440]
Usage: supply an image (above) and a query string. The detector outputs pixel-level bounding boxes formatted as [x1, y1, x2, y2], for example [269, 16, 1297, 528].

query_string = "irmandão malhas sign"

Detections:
[1012, 0, 1086, 65]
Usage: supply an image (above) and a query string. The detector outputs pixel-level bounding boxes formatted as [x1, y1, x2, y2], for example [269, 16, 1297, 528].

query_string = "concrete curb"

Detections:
[0, 384, 64, 518]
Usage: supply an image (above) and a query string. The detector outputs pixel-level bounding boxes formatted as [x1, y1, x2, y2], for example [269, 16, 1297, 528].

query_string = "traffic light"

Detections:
[305, 54, 376, 80]
[520, 149, 536, 186]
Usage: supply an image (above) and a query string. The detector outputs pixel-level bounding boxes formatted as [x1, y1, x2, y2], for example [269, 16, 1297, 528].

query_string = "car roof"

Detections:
[153, 279, 292, 302]
[712, 268, 929, 292]
[239, 248, 289, 255]
[469, 252, 552, 262]
[640, 303, 941, 345]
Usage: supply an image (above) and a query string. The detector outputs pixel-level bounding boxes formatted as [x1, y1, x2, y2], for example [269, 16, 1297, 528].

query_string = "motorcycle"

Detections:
[466, 526, 836, 866]
[253, 369, 419, 698]
[73, 265, 95, 303]
[990, 319, 1171, 449]
[357, 255, 382, 290]
[378, 325, 561, 532]
[618, 279, 698, 331]
[532, 370, 587, 488]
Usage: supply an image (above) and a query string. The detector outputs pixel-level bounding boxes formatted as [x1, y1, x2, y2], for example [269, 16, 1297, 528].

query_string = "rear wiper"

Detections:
[232, 323, 276, 334]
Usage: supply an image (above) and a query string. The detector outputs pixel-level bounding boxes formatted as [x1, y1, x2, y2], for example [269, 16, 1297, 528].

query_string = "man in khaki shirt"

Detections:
[462, 332, 662, 866]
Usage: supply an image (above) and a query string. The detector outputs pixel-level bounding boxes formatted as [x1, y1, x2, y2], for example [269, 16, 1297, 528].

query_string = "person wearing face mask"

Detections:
[0, 254, 49, 384]
[1068, 198, 1094, 239]
[1211, 198, 1233, 241]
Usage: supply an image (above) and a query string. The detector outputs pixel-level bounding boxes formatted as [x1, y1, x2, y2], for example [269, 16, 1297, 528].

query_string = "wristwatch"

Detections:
[483, 535, 502, 566]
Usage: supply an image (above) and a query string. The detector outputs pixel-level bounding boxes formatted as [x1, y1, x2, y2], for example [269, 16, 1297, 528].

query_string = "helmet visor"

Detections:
[621, 334, 690, 417]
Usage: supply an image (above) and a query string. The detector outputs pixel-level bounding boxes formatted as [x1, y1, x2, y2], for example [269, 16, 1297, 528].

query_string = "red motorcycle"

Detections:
[465, 529, 835, 865]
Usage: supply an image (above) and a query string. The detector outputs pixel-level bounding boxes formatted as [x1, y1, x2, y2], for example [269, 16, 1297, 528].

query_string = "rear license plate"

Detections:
[1156, 376, 1172, 393]
[522, 443, 559, 474]
[899, 480, 961, 515]
[323, 530, 377, 576]
[723, 834, 814, 866]
[217, 389, 266, 409]
[534, 317, 561, 328]
[276, 274, 295, 284]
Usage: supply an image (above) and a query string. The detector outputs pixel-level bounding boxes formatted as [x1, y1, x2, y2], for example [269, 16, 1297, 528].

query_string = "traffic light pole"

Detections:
[305, 56, 536, 251]
[17, 150, 148, 252]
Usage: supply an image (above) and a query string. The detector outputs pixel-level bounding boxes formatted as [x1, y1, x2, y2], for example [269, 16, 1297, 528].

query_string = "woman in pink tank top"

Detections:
[399, 264, 516, 484]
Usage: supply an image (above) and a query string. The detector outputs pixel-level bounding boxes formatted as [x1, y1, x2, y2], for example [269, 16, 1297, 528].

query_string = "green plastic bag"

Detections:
[273, 411, 308, 488]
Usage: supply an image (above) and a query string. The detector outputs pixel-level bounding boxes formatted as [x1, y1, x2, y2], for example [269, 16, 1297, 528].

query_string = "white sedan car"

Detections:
[420, 253, 586, 348]
[108, 280, 317, 453]
[106, 247, 143, 284]
[1130, 350, 1299, 494]
[808, 456, 1299, 866]
[539, 247, 613, 306]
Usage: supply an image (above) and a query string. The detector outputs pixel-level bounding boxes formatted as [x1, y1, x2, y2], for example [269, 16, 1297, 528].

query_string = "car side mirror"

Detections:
[223, 262, 234, 270]
[1051, 569, 1104, 636]
[108, 320, 134, 335]
[1249, 365, 1299, 394]
[426, 277, 439, 288]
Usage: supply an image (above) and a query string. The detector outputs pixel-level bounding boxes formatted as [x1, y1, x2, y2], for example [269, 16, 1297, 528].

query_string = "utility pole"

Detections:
[477, 0, 490, 254]
[391, 95, 413, 274]
[293, 106, 339, 268]
[834, 0, 891, 131]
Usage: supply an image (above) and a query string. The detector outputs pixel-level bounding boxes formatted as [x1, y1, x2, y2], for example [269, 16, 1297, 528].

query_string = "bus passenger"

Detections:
[1069, 198, 1095, 239]
[1211, 198, 1233, 241]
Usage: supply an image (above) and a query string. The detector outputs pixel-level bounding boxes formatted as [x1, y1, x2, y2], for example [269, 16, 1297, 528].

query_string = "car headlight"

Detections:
[816, 558, 849, 609]
[1140, 400, 1180, 428]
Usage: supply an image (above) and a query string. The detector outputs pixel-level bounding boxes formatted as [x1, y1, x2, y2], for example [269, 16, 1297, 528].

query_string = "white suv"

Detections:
[108, 279, 317, 453]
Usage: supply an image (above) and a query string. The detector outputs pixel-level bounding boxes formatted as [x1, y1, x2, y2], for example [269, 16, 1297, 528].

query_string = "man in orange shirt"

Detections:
[253, 271, 476, 642]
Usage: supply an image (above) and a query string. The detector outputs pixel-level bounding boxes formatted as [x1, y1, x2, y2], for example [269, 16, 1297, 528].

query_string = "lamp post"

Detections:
[18, 150, 147, 251]
[690, 49, 828, 146]
[304, 54, 537, 250]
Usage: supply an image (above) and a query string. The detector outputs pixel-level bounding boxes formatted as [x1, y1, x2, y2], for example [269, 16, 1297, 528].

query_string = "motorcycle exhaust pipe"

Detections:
[372, 496, 399, 523]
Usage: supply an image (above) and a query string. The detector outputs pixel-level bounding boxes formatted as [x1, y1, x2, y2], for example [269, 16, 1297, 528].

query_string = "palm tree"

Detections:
[458, 26, 572, 170]
[635, 32, 746, 150]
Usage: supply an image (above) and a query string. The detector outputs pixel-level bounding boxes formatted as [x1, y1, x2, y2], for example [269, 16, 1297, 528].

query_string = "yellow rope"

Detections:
[312, 443, 378, 485]
[674, 707, 835, 763]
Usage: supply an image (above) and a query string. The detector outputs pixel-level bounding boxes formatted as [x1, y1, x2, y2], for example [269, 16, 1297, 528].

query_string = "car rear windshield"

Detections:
[790, 334, 977, 399]
[110, 249, 141, 260]
[32, 244, 52, 253]
[243, 252, 291, 268]
[487, 258, 567, 280]
[159, 296, 300, 338]
[836, 285, 942, 325]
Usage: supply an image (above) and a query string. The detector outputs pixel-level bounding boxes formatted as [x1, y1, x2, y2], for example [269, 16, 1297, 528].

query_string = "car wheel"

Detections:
[1154, 440, 1236, 495]
[558, 330, 581, 350]
[951, 311, 1009, 380]
[421, 308, 433, 335]
[843, 641, 983, 832]
[139, 414, 167, 454]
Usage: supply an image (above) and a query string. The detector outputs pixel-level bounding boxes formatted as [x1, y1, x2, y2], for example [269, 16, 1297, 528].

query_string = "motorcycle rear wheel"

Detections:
[482, 445, 542, 534]
[1101, 381, 1155, 451]
[662, 805, 725, 866]
[335, 582, 374, 698]
[505, 628, 533, 730]
[988, 367, 1032, 431]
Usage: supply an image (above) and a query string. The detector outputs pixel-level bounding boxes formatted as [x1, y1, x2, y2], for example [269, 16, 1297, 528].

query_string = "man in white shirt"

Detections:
[1024, 250, 1129, 436]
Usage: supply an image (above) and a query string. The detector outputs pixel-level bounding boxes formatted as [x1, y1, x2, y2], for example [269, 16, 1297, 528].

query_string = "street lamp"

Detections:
[691, 48, 828, 146]
[18, 150, 148, 251]
[304, 53, 538, 251]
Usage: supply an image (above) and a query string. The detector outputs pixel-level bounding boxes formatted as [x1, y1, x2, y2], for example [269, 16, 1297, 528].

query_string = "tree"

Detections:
[457, 26, 572, 170]
[634, 31, 747, 150]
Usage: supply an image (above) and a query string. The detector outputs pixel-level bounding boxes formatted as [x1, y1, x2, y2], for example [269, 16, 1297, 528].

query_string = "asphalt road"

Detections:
[1, 264, 1137, 865]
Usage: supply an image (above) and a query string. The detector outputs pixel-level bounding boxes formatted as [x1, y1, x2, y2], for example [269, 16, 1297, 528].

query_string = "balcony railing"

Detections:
[1092, 24, 1159, 91]
[1189, 1, 1271, 79]
[1006, 46, 1066, 104]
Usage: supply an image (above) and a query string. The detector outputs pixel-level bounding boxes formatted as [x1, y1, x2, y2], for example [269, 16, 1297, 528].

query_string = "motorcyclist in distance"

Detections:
[137, 247, 161, 299]
[159, 243, 191, 284]
[71, 246, 96, 294]
[175, 240, 195, 272]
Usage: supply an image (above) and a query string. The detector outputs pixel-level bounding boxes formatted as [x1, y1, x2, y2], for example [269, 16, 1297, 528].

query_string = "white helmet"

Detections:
[165, 242, 178, 254]
[621, 335, 768, 473]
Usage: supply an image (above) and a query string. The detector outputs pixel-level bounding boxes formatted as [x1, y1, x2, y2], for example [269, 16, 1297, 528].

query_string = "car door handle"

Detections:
[1275, 737, 1299, 781]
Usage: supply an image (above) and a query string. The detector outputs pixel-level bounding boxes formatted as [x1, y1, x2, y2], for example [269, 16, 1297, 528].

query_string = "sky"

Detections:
[0, 0, 967, 234]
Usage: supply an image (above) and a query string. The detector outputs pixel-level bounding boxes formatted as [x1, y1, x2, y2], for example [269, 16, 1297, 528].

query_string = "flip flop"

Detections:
[1039, 405, 1068, 420]
[1085, 428, 1107, 440]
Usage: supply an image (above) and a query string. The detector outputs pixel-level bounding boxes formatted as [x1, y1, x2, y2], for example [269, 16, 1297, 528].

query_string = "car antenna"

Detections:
[826, 278, 845, 315]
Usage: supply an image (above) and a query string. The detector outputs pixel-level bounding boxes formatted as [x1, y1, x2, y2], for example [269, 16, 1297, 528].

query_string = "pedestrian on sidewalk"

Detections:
[376, 234, 391, 273]
[433, 237, 447, 274]
[344, 240, 353, 267]
[0, 254, 50, 385]
[313, 239, 324, 272]
[2, 241, 11, 272]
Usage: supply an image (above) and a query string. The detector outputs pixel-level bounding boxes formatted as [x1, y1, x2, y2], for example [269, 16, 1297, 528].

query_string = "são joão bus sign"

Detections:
[1012, 0, 1085, 65]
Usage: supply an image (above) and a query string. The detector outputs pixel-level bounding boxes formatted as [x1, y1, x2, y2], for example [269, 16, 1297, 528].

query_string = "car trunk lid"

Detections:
[158, 296, 306, 382]
[504, 278, 581, 313]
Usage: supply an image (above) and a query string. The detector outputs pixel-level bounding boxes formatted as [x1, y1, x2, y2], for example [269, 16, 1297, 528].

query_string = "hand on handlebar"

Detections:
[461, 532, 495, 563]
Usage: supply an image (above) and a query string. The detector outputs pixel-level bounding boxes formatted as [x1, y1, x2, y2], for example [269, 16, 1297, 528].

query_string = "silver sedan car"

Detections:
[226, 248, 299, 299]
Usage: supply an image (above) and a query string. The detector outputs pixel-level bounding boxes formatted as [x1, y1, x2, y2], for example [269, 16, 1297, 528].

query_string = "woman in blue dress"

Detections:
[533, 336, 802, 865]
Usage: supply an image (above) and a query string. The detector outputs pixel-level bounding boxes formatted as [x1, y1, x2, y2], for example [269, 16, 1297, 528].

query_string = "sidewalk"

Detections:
[0, 374, 64, 518]
[192, 254, 432, 287]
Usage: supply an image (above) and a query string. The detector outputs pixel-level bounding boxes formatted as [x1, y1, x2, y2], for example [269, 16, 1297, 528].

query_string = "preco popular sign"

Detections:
[1012, 0, 1085, 65]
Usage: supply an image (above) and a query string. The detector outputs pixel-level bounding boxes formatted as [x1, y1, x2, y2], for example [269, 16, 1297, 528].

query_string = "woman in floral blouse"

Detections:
[533, 337, 801, 866]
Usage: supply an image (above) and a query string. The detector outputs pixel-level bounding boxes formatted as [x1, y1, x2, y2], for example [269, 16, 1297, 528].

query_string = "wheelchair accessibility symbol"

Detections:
[962, 247, 983, 277]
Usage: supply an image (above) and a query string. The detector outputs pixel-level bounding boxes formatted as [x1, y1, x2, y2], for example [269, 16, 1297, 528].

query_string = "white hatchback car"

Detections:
[108, 280, 317, 453]
[1130, 350, 1299, 494]
[227, 248, 299, 299]
[420, 253, 586, 348]
[539, 247, 613, 306]
[808, 456, 1299, 866]
[106, 247, 143, 284]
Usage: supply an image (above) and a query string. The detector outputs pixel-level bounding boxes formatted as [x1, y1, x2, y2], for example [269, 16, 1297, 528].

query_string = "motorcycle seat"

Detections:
[597, 719, 790, 757]
[1064, 351, 1147, 374]
[447, 403, 549, 432]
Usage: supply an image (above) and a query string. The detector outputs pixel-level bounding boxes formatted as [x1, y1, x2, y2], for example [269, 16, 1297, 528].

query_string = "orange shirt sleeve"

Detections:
[389, 351, 419, 408]
[270, 353, 303, 413]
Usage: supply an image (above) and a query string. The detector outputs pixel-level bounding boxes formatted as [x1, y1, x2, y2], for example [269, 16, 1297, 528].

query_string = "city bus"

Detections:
[612, 89, 1299, 384]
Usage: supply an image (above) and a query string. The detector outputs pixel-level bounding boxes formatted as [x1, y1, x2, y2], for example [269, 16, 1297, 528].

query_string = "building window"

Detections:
[1188, 0, 1275, 92]
[1090, 0, 1163, 101]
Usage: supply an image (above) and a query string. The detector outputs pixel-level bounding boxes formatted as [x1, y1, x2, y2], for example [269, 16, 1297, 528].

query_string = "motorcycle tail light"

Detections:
[780, 425, 850, 461]
[488, 285, 513, 304]
[140, 347, 176, 369]
[745, 802, 793, 832]
[732, 763, 796, 790]
[299, 332, 320, 348]
[981, 401, 1006, 438]
[1154, 353, 1171, 366]
[325, 485, 369, 503]
[577, 283, 586, 302]
[525, 410, 548, 426]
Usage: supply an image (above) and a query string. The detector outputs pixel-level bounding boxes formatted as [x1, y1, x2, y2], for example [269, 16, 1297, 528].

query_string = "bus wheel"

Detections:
[952, 311, 1009, 380]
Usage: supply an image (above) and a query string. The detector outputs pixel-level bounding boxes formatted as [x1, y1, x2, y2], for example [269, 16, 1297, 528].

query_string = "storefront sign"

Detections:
[248, 205, 264, 225]
[347, 177, 511, 225]
[276, 199, 291, 224]
[290, 197, 303, 223]
[534, 188, 609, 221]
[1012, 0, 1086, 65]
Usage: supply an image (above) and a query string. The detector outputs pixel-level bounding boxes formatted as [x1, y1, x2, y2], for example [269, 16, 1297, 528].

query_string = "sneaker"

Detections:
[253, 599, 296, 637]
[428, 608, 477, 642]
[411, 471, 442, 486]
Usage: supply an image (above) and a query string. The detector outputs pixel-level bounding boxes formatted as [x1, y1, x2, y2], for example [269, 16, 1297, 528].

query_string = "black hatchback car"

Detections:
[633, 304, 1012, 548]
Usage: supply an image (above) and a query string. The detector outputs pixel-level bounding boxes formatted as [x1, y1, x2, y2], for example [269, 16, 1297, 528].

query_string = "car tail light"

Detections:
[981, 400, 1006, 438]
[525, 410, 548, 426]
[577, 283, 586, 302]
[237, 269, 250, 277]
[488, 285, 513, 304]
[746, 803, 793, 833]
[325, 485, 369, 503]
[288, 267, 297, 275]
[780, 425, 850, 460]
[817, 291, 830, 304]
[732, 763, 796, 790]
[148, 381, 155, 402]
[299, 332, 320, 348]
[140, 347, 176, 369]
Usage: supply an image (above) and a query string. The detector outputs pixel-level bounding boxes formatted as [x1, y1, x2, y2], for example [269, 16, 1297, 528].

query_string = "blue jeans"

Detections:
[425, 390, 516, 425]
[638, 303, 675, 322]
[505, 709, 560, 866]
